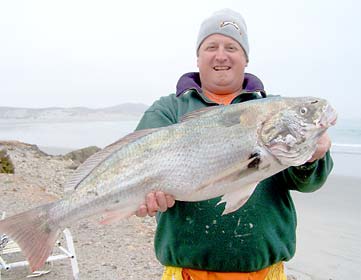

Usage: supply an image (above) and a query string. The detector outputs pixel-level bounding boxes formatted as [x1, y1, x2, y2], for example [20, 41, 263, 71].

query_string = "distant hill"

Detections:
[0, 103, 149, 121]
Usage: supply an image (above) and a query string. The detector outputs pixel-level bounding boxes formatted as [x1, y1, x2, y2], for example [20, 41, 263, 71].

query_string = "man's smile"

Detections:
[213, 66, 231, 71]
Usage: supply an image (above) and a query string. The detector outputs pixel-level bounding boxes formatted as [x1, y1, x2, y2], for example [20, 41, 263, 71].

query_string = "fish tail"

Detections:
[0, 203, 60, 272]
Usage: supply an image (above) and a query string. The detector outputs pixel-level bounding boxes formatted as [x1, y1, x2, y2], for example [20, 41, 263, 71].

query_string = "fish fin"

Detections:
[64, 128, 160, 193]
[197, 152, 261, 191]
[99, 208, 134, 225]
[0, 204, 60, 272]
[180, 103, 254, 127]
[217, 182, 259, 215]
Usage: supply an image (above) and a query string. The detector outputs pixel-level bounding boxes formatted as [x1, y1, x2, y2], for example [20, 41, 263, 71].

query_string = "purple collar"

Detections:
[176, 72, 265, 97]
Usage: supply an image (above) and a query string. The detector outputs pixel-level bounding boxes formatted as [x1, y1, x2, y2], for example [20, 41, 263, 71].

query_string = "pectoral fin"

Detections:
[217, 182, 258, 215]
[197, 152, 261, 191]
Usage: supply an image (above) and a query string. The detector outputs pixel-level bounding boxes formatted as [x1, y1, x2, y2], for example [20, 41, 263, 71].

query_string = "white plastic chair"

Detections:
[0, 212, 80, 279]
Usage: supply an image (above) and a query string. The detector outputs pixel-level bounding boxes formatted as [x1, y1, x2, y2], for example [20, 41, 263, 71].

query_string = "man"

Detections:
[135, 9, 332, 280]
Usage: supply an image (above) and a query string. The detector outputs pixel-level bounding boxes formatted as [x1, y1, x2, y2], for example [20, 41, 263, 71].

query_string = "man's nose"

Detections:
[215, 47, 227, 62]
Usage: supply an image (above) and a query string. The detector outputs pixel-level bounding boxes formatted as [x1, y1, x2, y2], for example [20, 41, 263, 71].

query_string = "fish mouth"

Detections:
[318, 104, 338, 128]
[213, 66, 231, 71]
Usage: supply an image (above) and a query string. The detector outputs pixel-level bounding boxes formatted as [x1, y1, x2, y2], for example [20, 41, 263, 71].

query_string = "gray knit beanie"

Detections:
[196, 9, 249, 61]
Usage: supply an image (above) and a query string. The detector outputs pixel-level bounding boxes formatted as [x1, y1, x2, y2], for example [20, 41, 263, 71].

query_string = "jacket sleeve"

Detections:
[135, 96, 178, 131]
[273, 150, 334, 192]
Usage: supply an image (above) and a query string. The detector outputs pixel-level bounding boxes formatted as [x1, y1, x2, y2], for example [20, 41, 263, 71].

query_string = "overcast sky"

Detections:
[0, 0, 360, 119]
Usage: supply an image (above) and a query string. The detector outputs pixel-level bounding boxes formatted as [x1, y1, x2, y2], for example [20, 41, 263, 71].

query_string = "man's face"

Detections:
[197, 34, 247, 95]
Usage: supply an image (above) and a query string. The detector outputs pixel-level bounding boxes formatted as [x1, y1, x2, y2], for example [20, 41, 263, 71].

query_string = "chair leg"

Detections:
[63, 229, 80, 280]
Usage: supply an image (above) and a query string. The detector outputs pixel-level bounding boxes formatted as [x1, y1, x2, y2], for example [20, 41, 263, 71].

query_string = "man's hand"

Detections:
[308, 132, 331, 162]
[135, 191, 175, 217]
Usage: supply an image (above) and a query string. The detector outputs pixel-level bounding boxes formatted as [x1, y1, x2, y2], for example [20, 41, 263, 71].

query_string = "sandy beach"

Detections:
[0, 141, 360, 279]
[287, 174, 361, 279]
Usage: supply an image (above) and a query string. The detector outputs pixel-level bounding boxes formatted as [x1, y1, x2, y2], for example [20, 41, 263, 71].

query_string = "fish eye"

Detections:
[300, 107, 308, 115]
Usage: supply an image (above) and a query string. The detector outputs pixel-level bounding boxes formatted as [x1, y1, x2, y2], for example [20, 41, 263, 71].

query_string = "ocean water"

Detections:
[0, 119, 140, 152]
[328, 118, 361, 146]
[0, 118, 360, 177]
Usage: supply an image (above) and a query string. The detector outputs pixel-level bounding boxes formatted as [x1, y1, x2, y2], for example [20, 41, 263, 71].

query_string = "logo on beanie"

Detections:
[220, 21, 241, 34]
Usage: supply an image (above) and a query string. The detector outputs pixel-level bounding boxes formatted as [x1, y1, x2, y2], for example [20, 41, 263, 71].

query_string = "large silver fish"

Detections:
[0, 96, 337, 271]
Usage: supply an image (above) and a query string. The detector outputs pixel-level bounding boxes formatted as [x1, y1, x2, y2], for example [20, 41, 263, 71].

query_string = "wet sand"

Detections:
[287, 174, 361, 279]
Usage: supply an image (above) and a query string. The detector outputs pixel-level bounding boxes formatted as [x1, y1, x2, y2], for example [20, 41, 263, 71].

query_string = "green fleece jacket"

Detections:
[135, 84, 333, 272]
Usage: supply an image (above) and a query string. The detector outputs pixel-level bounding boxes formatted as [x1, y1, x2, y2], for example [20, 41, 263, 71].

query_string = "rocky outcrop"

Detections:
[64, 146, 101, 167]
[0, 141, 102, 195]
[0, 141, 74, 196]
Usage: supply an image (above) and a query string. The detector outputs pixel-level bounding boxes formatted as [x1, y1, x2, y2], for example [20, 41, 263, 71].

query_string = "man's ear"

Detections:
[197, 56, 199, 68]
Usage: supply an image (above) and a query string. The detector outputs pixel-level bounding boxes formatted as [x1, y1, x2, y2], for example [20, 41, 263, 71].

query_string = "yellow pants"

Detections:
[161, 262, 287, 280]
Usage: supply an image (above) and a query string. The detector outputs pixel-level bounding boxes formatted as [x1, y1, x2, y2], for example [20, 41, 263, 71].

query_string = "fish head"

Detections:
[260, 97, 337, 166]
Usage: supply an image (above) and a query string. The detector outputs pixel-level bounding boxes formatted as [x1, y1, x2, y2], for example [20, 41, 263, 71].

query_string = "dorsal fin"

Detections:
[63, 128, 159, 193]
[180, 106, 223, 122]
